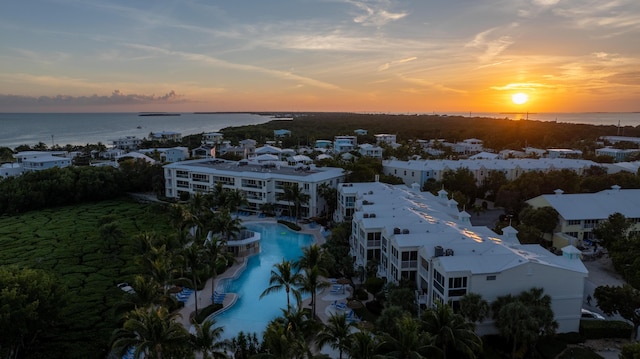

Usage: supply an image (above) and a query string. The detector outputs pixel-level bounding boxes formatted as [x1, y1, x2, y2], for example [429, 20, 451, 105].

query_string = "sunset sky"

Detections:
[1, 0, 639, 113]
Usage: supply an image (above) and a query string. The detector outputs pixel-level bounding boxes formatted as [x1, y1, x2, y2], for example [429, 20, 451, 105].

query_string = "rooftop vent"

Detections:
[368, 190, 373, 194]
[402, 229, 410, 234]
[434, 246, 444, 257]
[445, 248, 454, 256]
[363, 200, 369, 205]
[394, 227, 401, 234]
[370, 213, 376, 218]
[363, 213, 369, 218]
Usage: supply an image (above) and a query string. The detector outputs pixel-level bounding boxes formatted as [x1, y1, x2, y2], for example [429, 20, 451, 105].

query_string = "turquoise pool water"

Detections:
[212, 222, 313, 340]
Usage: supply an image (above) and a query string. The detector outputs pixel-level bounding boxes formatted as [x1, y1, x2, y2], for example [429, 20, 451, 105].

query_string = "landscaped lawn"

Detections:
[0, 198, 173, 358]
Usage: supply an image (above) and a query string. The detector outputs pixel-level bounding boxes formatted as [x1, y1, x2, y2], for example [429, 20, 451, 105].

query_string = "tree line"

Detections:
[0, 159, 163, 215]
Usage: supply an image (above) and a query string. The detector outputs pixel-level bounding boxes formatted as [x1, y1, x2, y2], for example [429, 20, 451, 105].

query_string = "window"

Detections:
[448, 277, 467, 297]
[584, 219, 598, 229]
[486, 275, 496, 281]
[567, 220, 580, 226]
[433, 270, 445, 294]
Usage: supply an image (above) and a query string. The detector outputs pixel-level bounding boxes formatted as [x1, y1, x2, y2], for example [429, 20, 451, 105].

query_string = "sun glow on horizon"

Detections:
[511, 93, 529, 105]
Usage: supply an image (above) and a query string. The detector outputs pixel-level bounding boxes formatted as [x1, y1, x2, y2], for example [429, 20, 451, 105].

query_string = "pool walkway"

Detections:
[177, 214, 329, 331]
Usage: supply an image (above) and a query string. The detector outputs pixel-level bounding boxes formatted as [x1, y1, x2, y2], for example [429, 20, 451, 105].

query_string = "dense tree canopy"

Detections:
[0, 266, 67, 359]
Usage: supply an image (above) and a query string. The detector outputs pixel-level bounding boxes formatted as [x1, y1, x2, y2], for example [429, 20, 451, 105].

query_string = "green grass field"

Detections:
[0, 198, 173, 358]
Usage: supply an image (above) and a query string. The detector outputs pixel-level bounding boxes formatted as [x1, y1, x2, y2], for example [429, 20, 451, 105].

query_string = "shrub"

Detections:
[555, 331, 584, 344]
[365, 299, 384, 315]
[579, 320, 632, 339]
[364, 276, 385, 295]
[354, 288, 369, 301]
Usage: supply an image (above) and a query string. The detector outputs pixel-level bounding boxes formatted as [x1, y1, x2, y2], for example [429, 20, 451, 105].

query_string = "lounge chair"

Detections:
[335, 302, 347, 311]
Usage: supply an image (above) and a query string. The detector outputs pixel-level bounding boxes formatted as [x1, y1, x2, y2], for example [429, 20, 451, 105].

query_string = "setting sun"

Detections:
[512, 93, 529, 105]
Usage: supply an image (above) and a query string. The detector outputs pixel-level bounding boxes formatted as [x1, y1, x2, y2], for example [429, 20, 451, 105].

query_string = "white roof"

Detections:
[528, 188, 640, 220]
[255, 145, 282, 154]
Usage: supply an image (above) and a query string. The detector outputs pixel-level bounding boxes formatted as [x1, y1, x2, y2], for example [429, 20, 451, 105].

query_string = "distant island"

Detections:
[138, 112, 181, 117]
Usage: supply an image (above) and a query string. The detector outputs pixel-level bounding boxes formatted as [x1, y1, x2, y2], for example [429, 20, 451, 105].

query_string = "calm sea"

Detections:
[0, 113, 271, 149]
[1, 112, 638, 150]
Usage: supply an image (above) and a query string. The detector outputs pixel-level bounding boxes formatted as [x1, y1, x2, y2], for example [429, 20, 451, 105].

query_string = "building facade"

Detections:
[164, 159, 344, 217]
[340, 181, 588, 334]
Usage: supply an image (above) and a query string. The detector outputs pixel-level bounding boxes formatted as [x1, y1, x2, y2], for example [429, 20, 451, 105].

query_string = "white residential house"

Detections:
[358, 144, 383, 158]
[341, 181, 587, 334]
[315, 140, 333, 149]
[274, 129, 291, 138]
[202, 132, 224, 145]
[22, 155, 72, 172]
[192, 146, 216, 159]
[111, 136, 142, 151]
[0, 163, 24, 178]
[163, 159, 344, 217]
[547, 149, 582, 159]
[138, 147, 188, 163]
[149, 131, 182, 143]
[375, 134, 397, 145]
[334, 136, 357, 153]
[354, 129, 368, 135]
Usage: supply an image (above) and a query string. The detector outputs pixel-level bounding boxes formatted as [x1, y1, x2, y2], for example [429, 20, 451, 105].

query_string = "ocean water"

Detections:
[1, 112, 639, 150]
[0, 113, 271, 149]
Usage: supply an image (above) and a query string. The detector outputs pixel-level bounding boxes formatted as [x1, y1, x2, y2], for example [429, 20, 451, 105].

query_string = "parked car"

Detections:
[117, 282, 135, 294]
[581, 308, 605, 320]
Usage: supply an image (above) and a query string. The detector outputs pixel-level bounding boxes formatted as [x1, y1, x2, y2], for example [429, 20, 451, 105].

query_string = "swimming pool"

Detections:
[212, 222, 314, 340]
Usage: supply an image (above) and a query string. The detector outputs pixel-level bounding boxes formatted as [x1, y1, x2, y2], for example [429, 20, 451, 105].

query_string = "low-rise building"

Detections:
[375, 134, 397, 145]
[358, 144, 383, 158]
[111, 136, 142, 150]
[595, 147, 640, 162]
[526, 186, 640, 248]
[164, 159, 344, 217]
[334, 136, 357, 153]
[341, 181, 587, 334]
[149, 131, 182, 143]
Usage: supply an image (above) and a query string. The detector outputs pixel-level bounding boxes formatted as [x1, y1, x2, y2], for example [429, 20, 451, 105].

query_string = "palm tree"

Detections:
[277, 183, 310, 222]
[260, 259, 304, 313]
[317, 183, 337, 220]
[111, 306, 192, 359]
[378, 315, 438, 359]
[114, 275, 170, 317]
[181, 242, 205, 314]
[190, 319, 229, 359]
[225, 188, 248, 218]
[315, 313, 355, 359]
[211, 208, 243, 244]
[496, 301, 539, 359]
[203, 234, 234, 299]
[459, 293, 490, 325]
[295, 244, 330, 318]
[346, 330, 386, 359]
[211, 182, 228, 210]
[420, 302, 482, 359]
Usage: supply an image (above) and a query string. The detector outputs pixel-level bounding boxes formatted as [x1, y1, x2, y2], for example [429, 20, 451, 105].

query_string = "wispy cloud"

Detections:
[378, 56, 417, 71]
[125, 43, 341, 91]
[465, 25, 517, 62]
[344, 0, 408, 27]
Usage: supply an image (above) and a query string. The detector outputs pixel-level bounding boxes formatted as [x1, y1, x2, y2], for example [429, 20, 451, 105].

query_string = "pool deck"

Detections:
[177, 214, 330, 330]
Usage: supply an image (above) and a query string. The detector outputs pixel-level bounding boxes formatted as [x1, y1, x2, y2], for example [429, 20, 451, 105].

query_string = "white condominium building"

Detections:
[383, 158, 600, 187]
[340, 181, 587, 334]
[164, 159, 344, 217]
[526, 186, 640, 248]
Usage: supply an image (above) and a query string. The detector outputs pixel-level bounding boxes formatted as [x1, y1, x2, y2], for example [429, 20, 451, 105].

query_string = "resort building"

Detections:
[354, 129, 368, 136]
[164, 159, 344, 217]
[595, 147, 640, 162]
[315, 140, 333, 149]
[599, 136, 640, 145]
[382, 158, 600, 187]
[340, 181, 587, 334]
[526, 186, 640, 248]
